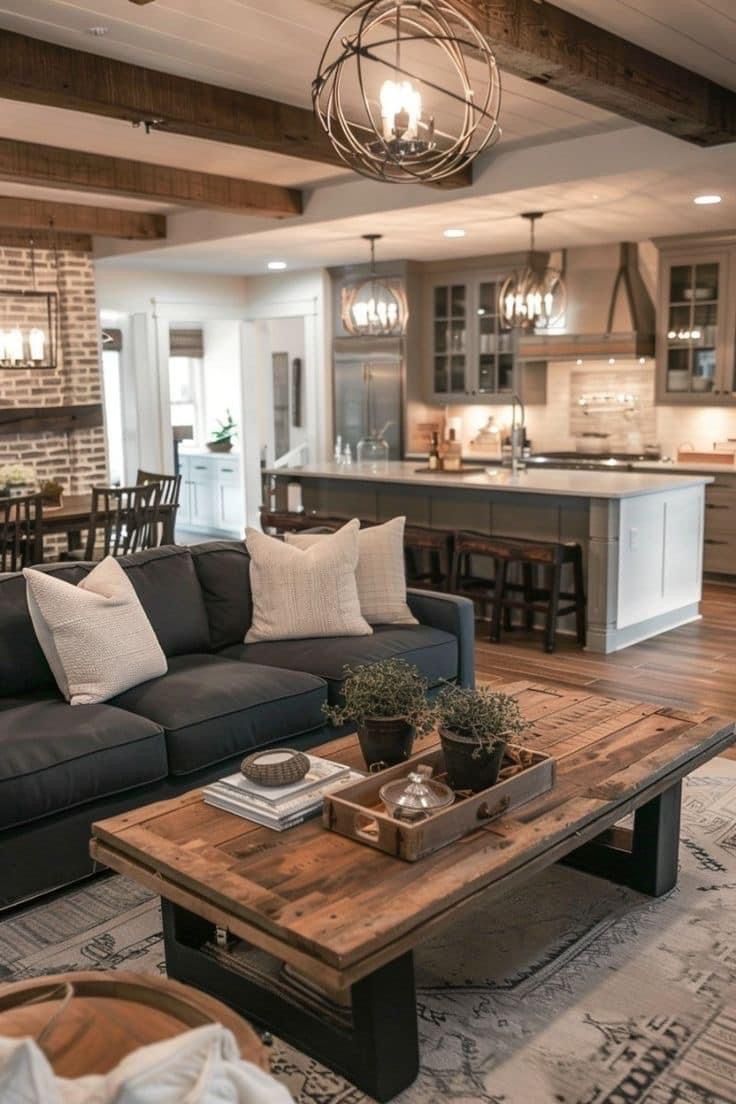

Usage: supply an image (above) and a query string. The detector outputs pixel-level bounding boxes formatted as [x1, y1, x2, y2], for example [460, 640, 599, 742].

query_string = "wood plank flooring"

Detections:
[475, 581, 736, 758]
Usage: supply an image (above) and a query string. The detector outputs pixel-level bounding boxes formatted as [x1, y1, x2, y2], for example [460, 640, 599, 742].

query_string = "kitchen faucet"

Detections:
[510, 393, 526, 476]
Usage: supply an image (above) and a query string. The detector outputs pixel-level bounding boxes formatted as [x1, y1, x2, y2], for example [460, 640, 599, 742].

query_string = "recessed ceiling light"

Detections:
[443, 228, 466, 239]
[267, 261, 288, 271]
[694, 194, 722, 206]
[87, 25, 109, 36]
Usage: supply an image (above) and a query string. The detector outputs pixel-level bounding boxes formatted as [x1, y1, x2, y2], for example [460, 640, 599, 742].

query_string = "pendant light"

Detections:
[342, 234, 409, 336]
[499, 213, 566, 332]
[0, 233, 59, 370]
[313, 0, 502, 184]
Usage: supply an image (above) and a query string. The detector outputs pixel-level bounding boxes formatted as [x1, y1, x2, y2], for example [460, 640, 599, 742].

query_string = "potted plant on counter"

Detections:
[0, 463, 34, 498]
[207, 410, 237, 453]
[435, 684, 527, 792]
[324, 659, 434, 769]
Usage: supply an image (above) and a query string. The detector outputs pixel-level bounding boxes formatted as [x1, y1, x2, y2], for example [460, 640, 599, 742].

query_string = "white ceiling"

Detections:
[0, 0, 735, 269]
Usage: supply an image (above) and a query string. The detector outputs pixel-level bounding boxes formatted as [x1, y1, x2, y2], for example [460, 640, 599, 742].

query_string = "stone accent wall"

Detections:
[0, 243, 107, 494]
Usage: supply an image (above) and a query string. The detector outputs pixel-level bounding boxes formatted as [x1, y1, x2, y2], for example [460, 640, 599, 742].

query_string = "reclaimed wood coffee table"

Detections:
[90, 681, 735, 1101]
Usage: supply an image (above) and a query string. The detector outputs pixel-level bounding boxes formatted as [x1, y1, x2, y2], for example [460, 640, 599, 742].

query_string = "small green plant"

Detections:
[210, 409, 237, 444]
[435, 684, 526, 754]
[39, 479, 64, 502]
[324, 659, 434, 732]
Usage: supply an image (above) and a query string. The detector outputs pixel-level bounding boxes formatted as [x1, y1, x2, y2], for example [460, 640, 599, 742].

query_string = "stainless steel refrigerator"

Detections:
[333, 336, 404, 459]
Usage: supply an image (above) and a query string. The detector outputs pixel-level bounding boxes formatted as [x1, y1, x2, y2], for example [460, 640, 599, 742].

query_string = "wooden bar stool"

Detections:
[259, 509, 341, 535]
[453, 531, 586, 653]
[404, 526, 454, 591]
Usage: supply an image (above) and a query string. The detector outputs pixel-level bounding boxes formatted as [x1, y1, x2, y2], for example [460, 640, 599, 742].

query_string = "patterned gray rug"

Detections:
[3, 757, 736, 1104]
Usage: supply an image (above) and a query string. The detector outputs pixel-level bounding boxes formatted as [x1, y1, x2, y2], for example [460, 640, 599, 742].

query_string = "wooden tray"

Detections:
[0, 971, 266, 1076]
[323, 744, 555, 861]
[414, 465, 482, 475]
[677, 449, 736, 465]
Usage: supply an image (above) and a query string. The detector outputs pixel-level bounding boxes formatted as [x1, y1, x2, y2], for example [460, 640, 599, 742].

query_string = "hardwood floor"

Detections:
[475, 581, 736, 757]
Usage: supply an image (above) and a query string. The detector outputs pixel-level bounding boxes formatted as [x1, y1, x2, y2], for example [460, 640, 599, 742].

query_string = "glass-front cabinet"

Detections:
[432, 282, 469, 398]
[428, 273, 517, 402]
[656, 240, 736, 404]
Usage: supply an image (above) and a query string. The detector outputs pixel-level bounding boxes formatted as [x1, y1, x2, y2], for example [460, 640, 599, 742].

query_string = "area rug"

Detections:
[3, 758, 736, 1104]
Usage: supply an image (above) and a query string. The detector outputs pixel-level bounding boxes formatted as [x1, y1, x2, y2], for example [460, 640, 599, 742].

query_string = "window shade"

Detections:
[169, 328, 204, 358]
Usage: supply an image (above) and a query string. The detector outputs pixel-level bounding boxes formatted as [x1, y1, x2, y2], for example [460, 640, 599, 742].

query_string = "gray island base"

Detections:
[266, 462, 712, 654]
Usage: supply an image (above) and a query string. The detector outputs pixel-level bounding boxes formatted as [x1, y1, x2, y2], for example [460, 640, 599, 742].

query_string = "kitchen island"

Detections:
[265, 461, 712, 654]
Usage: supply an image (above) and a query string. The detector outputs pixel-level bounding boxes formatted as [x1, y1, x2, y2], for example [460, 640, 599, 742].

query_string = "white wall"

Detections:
[202, 320, 242, 442]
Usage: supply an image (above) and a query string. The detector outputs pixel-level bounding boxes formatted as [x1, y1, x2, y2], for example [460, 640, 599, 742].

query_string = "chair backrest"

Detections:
[0, 494, 43, 572]
[136, 469, 182, 507]
[86, 483, 162, 559]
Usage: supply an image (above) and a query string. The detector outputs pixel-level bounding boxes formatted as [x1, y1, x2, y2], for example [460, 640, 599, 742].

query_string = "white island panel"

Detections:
[617, 486, 704, 635]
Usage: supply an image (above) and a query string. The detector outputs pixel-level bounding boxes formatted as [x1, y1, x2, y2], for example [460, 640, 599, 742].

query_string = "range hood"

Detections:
[518, 242, 656, 361]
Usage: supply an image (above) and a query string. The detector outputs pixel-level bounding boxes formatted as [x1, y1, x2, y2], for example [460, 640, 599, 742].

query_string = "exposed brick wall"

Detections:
[0, 243, 108, 500]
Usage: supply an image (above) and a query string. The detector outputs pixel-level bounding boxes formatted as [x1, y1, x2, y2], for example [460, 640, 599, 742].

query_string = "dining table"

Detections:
[42, 493, 177, 555]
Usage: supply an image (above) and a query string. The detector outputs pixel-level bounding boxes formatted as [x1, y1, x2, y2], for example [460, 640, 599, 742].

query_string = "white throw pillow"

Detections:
[245, 518, 372, 642]
[287, 517, 418, 626]
[23, 557, 168, 706]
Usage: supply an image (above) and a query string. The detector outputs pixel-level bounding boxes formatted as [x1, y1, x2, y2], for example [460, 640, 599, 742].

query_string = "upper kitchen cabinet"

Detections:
[655, 236, 736, 404]
[426, 270, 545, 404]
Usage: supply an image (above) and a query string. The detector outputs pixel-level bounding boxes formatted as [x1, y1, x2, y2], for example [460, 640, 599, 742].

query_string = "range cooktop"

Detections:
[523, 452, 666, 470]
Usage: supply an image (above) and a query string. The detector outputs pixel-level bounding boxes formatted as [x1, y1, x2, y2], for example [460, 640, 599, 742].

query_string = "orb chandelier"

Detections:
[342, 234, 409, 336]
[499, 213, 566, 331]
[312, 0, 502, 184]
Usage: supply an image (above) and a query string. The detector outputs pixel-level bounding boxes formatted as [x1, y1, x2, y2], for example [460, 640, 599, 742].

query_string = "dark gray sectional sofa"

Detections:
[0, 541, 475, 911]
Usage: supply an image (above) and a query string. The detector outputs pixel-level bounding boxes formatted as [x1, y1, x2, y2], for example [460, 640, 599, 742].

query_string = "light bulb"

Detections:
[7, 328, 24, 363]
[29, 328, 46, 362]
[380, 78, 422, 141]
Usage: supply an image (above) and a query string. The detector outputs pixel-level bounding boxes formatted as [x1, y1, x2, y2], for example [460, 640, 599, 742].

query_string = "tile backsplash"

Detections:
[442, 358, 736, 459]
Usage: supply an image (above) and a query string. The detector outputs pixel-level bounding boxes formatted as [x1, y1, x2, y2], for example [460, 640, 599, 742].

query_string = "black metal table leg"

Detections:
[160, 899, 419, 1101]
[562, 780, 682, 897]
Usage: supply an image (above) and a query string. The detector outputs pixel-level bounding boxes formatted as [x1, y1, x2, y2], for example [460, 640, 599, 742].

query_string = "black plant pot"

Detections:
[357, 717, 416, 770]
[439, 727, 508, 793]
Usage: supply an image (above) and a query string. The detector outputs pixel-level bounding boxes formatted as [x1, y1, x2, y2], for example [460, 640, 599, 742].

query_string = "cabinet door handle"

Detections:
[706, 503, 730, 509]
[221, 467, 234, 473]
[705, 538, 730, 545]
[195, 465, 207, 470]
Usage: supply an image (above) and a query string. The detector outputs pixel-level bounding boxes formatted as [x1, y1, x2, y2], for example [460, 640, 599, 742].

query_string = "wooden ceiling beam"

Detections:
[316, 0, 736, 147]
[0, 29, 470, 189]
[457, 0, 736, 147]
[0, 138, 302, 218]
[0, 195, 166, 239]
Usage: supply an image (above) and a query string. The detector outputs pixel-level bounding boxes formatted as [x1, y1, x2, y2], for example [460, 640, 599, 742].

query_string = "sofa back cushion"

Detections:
[190, 541, 253, 650]
[114, 546, 211, 658]
[0, 545, 210, 699]
[0, 564, 87, 697]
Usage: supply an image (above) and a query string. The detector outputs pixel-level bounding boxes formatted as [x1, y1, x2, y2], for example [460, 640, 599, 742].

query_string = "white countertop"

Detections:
[266, 461, 712, 499]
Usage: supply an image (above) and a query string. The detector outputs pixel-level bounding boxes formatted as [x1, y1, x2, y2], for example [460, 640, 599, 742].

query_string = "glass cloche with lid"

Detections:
[380, 767, 454, 822]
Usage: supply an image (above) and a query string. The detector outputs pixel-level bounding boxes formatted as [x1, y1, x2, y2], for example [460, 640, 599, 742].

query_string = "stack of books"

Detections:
[203, 755, 363, 831]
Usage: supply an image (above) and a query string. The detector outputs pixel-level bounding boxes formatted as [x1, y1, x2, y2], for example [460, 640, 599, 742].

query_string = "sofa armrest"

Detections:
[406, 588, 475, 689]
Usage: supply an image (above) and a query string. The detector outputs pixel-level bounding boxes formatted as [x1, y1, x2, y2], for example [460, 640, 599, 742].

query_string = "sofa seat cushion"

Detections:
[220, 624, 459, 705]
[112, 654, 328, 776]
[0, 700, 167, 831]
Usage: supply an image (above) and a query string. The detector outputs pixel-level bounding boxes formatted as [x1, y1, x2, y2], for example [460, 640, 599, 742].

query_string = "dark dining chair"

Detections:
[61, 483, 163, 561]
[136, 469, 182, 544]
[0, 493, 44, 572]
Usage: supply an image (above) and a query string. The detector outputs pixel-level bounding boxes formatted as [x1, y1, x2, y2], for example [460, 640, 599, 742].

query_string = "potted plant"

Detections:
[324, 659, 434, 769]
[39, 479, 64, 507]
[435, 684, 527, 793]
[207, 410, 237, 453]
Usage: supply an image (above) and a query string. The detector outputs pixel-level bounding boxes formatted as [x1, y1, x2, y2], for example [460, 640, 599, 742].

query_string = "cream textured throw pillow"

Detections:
[287, 517, 417, 626]
[246, 518, 372, 642]
[23, 557, 167, 706]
